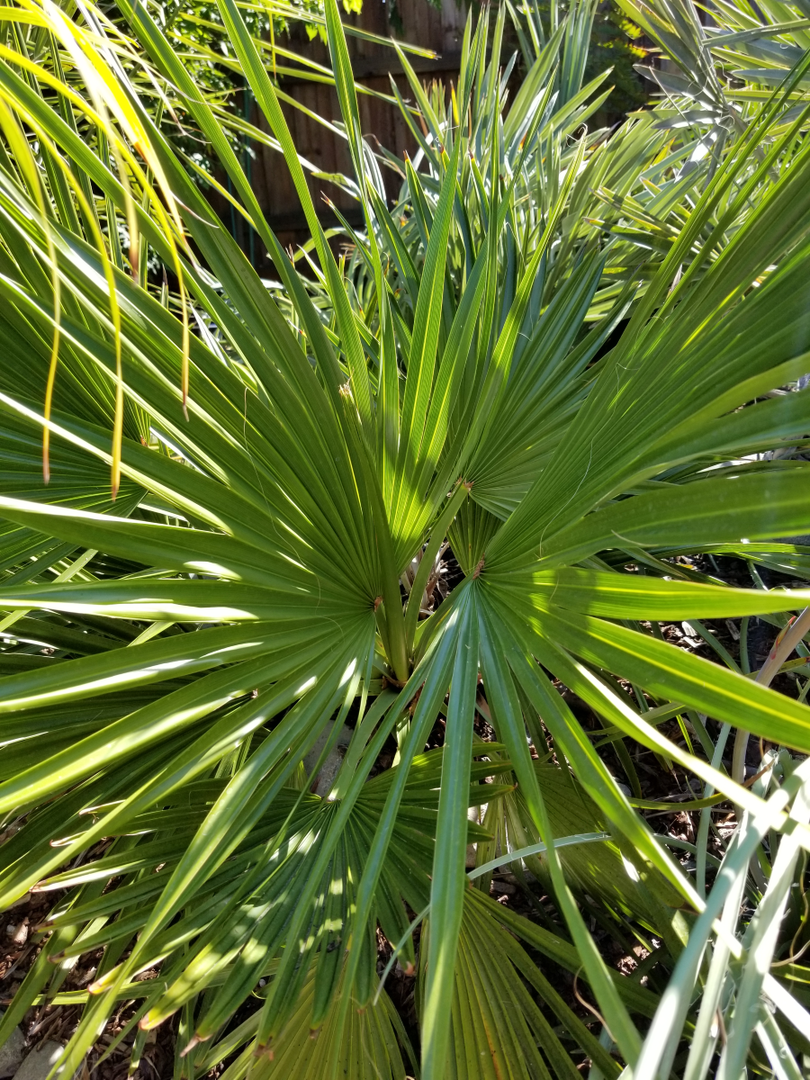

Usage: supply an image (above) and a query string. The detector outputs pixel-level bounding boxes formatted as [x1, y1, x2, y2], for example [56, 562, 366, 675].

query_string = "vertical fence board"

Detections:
[209, 0, 470, 263]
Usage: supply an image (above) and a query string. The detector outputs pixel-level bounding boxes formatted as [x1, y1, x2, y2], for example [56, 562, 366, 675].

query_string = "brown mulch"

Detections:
[1, 900, 175, 1080]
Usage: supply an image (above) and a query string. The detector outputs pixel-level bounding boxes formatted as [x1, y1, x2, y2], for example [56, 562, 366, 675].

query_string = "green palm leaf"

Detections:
[1, 1, 810, 1077]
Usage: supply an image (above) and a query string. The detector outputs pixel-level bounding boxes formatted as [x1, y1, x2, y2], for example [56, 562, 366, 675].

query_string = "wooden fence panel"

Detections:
[215, 0, 470, 263]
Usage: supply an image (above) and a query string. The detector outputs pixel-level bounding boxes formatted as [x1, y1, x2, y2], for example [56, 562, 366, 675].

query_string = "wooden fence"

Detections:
[221, 0, 470, 264]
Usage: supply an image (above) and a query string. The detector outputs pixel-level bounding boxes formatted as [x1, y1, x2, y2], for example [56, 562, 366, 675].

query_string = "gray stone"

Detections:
[312, 746, 347, 799]
[12, 1042, 65, 1080]
[0, 1023, 25, 1079]
[303, 723, 353, 798]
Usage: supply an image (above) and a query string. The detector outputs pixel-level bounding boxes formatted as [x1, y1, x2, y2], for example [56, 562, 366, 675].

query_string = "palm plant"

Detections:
[2, 0, 810, 1077]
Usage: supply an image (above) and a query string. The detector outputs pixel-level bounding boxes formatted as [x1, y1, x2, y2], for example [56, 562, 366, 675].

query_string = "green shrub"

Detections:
[1, 1, 810, 1077]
